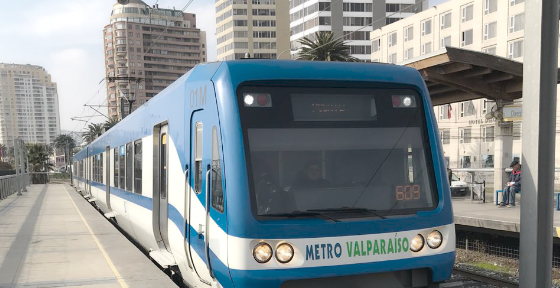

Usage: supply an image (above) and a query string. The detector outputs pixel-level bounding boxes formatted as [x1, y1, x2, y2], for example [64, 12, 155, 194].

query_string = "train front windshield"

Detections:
[238, 85, 438, 219]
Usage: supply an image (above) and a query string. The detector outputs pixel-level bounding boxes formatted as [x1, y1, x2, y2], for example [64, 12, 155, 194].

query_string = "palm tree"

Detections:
[104, 118, 120, 131]
[53, 134, 76, 171]
[296, 31, 360, 62]
[82, 123, 104, 144]
[27, 143, 54, 183]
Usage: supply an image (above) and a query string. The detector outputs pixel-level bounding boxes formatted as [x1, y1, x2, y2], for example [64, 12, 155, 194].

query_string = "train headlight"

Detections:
[253, 242, 273, 263]
[275, 243, 294, 263]
[244, 95, 255, 106]
[410, 234, 425, 252]
[402, 96, 412, 107]
[427, 230, 443, 249]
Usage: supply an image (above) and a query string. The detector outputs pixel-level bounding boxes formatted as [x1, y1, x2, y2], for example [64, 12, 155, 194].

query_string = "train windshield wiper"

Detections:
[308, 207, 387, 219]
[264, 211, 340, 222]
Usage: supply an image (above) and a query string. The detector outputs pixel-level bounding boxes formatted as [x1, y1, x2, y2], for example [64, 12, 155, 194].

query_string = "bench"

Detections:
[495, 190, 560, 211]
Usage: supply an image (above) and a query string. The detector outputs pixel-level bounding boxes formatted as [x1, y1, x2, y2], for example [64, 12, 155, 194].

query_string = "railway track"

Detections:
[452, 268, 519, 288]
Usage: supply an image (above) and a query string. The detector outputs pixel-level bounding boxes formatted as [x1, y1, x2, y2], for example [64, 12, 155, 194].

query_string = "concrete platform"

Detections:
[453, 195, 560, 237]
[0, 183, 176, 288]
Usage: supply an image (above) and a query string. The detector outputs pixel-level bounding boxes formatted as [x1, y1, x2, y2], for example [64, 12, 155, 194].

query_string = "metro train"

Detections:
[72, 60, 455, 288]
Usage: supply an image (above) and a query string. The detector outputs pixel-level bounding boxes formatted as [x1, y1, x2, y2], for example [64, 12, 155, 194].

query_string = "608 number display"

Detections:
[395, 185, 421, 201]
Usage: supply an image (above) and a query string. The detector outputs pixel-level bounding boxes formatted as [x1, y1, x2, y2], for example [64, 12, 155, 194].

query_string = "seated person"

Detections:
[292, 160, 331, 188]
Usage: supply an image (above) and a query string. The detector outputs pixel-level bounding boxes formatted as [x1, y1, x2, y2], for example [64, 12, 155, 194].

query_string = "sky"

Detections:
[0, 0, 448, 133]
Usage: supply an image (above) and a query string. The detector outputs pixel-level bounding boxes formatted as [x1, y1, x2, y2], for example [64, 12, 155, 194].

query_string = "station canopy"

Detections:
[402, 47, 560, 106]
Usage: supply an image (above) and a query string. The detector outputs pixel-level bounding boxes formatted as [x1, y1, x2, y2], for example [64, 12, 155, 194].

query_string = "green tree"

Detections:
[27, 143, 53, 183]
[53, 134, 76, 171]
[104, 118, 120, 131]
[296, 31, 360, 62]
[82, 123, 104, 145]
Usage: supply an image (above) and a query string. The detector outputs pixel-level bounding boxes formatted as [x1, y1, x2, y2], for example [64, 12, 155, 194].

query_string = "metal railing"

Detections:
[0, 173, 30, 201]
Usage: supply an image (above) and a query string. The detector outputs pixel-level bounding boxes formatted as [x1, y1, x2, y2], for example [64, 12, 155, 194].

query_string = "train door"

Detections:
[188, 111, 214, 284]
[106, 146, 111, 210]
[153, 124, 171, 252]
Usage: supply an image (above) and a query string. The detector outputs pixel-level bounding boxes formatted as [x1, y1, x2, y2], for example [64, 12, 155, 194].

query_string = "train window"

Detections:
[100, 153, 104, 184]
[119, 146, 125, 189]
[114, 148, 119, 188]
[134, 140, 142, 194]
[211, 127, 224, 213]
[194, 122, 203, 194]
[94, 155, 99, 182]
[239, 86, 438, 218]
[160, 134, 167, 198]
[126, 143, 133, 191]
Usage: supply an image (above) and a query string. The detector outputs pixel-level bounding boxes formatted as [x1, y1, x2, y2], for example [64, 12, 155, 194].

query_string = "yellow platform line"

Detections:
[63, 185, 129, 288]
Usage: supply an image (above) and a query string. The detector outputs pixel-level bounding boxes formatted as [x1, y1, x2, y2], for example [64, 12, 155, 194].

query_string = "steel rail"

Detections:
[453, 268, 519, 288]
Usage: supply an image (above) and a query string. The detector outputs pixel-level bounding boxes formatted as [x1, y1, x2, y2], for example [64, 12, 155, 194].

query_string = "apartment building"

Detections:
[289, 0, 426, 61]
[0, 64, 61, 146]
[370, 0, 534, 169]
[104, 0, 207, 120]
[215, 0, 290, 60]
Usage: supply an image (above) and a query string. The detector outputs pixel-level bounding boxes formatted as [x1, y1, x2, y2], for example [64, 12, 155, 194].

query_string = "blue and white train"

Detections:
[73, 60, 455, 288]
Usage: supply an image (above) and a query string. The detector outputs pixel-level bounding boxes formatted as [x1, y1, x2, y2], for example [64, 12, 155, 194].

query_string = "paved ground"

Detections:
[0, 183, 176, 288]
[453, 193, 560, 236]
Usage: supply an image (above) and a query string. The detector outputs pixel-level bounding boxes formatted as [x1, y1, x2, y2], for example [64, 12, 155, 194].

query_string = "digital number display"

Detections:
[395, 185, 421, 201]
[291, 94, 377, 121]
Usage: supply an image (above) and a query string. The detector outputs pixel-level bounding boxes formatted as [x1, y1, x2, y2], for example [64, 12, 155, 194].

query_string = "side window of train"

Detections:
[119, 146, 125, 189]
[100, 153, 104, 184]
[114, 148, 119, 188]
[211, 127, 224, 213]
[126, 142, 133, 191]
[195, 122, 203, 194]
[134, 140, 142, 194]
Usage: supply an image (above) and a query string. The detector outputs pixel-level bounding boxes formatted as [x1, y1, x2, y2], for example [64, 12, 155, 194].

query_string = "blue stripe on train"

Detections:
[77, 177, 453, 287]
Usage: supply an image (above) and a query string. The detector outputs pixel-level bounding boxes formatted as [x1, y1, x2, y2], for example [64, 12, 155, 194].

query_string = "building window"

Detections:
[404, 48, 413, 60]
[439, 104, 452, 120]
[440, 12, 452, 30]
[510, 13, 525, 33]
[484, 22, 497, 40]
[459, 128, 471, 144]
[422, 42, 432, 55]
[421, 19, 432, 36]
[440, 129, 450, 144]
[482, 126, 495, 142]
[484, 0, 497, 14]
[513, 122, 522, 140]
[482, 46, 497, 55]
[461, 29, 473, 46]
[511, 0, 524, 6]
[441, 36, 451, 48]
[461, 156, 471, 168]
[388, 53, 397, 64]
[508, 39, 523, 59]
[461, 4, 474, 22]
[482, 100, 493, 114]
[388, 32, 397, 47]
[482, 155, 494, 168]
[372, 38, 381, 52]
[404, 26, 413, 42]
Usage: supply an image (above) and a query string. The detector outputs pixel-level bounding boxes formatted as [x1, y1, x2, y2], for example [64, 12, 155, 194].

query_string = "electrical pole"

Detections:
[19, 139, 26, 192]
[520, 0, 559, 287]
[14, 139, 21, 196]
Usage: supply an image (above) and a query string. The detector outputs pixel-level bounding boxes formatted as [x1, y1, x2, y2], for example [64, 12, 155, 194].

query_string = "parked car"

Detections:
[450, 173, 469, 196]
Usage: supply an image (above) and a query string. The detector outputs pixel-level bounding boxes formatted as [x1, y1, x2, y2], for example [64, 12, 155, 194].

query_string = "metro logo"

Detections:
[305, 237, 410, 262]
[346, 238, 409, 257]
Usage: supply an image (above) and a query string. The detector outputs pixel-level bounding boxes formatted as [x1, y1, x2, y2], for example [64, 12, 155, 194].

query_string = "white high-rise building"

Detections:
[215, 0, 291, 60]
[369, 0, 535, 170]
[289, 0, 426, 61]
[0, 64, 61, 147]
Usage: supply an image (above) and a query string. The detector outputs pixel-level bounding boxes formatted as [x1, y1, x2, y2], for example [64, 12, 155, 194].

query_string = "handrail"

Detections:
[0, 173, 30, 201]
